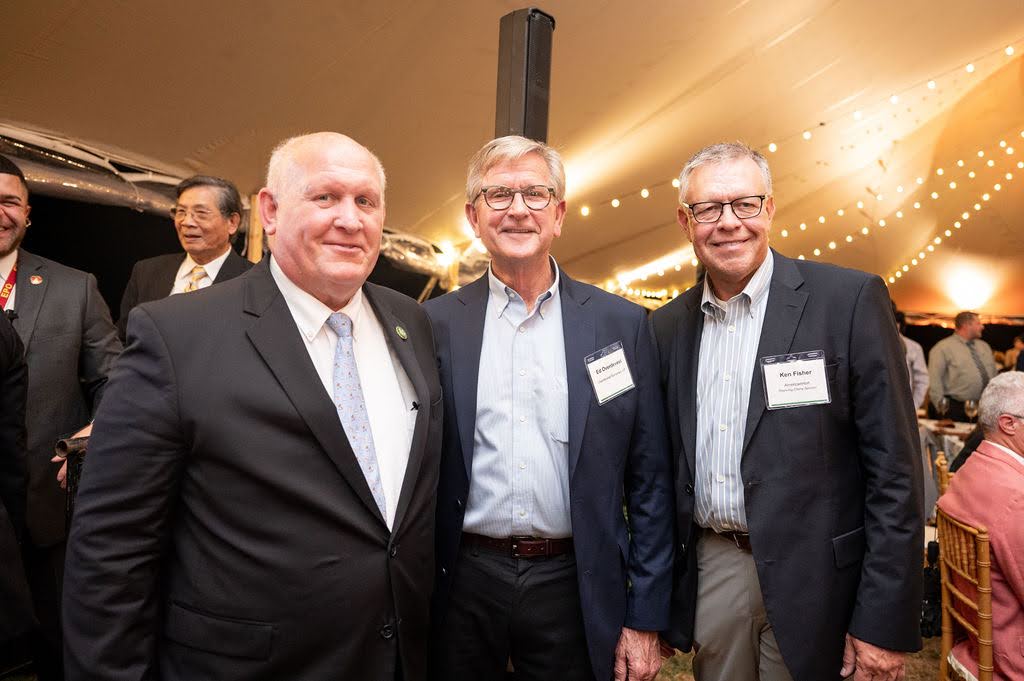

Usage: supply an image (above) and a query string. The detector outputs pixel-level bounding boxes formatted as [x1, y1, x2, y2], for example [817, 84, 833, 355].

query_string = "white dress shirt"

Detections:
[270, 257, 416, 530]
[168, 249, 232, 295]
[695, 251, 774, 533]
[902, 334, 929, 408]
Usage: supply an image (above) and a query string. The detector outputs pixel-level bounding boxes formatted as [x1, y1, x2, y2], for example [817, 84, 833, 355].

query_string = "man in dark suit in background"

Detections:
[117, 175, 252, 340]
[425, 136, 673, 681]
[652, 142, 923, 681]
[64, 132, 442, 681]
[0, 154, 121, 681]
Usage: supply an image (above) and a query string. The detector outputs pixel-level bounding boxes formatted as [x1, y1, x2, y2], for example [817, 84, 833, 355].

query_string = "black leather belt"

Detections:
[712, 529, 752, 552]
[462, 533, 573, 558]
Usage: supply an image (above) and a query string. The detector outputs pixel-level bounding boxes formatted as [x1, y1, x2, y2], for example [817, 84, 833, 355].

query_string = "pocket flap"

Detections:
[164, 601, 274, 660]
[832, 525, 865, 568]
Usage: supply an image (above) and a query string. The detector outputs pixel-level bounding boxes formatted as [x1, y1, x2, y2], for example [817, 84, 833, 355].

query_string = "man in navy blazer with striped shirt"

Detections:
[425, 136, 673, 681]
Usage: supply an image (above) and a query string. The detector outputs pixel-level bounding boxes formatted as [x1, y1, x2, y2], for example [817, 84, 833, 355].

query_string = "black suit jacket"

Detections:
[0, 313, 35, 640]
[117, 249, 252, 340]
[651, 250, 923, 681]
[424, 271, 674, 681]
[64, 261, 443, 681]
[11, 249, 121, 547]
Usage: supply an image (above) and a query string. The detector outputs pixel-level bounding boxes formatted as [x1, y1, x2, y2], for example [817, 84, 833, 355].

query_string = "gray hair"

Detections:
[677, 142, 772, 202]
[466, 136, 565, 203]
[978, 371, 1024, 437]
[265, 132, 386, 197]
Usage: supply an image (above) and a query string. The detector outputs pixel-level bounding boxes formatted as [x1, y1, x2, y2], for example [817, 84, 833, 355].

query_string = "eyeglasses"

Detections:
[682, 195, 768, 223]
[170, 206, 219, 222]
[476, 185, 556, 211]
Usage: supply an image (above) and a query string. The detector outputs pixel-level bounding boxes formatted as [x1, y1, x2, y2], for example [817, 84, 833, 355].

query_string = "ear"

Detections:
[764, 194, 776, 222]
[227, 212, 242, 236]
[465, 202, 481, 238]
[677, 206, 693, 241]
[258, 189, 278, 236]
[552, 199, 566, 238]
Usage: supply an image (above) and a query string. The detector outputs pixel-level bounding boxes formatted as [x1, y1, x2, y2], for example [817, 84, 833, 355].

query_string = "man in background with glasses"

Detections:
[116, 175, 252, 340]
[937, 370, 1024, 680]
[652, 142, 923, 681]
[425, 136, 673, 681]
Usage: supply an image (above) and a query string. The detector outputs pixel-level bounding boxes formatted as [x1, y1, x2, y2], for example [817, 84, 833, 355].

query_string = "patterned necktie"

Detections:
[183, 265, 206, 293]
[325, 312, 386, 517]
[967, 340, 991, 388]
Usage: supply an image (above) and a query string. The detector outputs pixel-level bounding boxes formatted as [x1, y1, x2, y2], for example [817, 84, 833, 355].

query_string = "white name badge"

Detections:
[585, 341, 636, 405]
[760, 350, 831, 409]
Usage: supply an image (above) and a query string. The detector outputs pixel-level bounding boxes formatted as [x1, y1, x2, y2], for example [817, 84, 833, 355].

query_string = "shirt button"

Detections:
[719, 424, 727, 431]
[519, 462, 526, 470]
[728, 325, 736, 333]
[519, 510, 526, 517]
[519, 415, 526, 423]
[723, 374, 731, 382]
[519, 327, 526, 334]
[716, 474, 725, 483]
[519, 369, 526, 377]
[379, 624, 394, 640]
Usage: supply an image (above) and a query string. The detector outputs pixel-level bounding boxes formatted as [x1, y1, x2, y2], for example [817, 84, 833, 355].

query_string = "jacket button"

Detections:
[390, 545, 398, 558]
[684, 484, 694, 495]
[455, 498, 463, 510]
[380, 624, 394, 639]
[441, 567, 448, 577]
[679, 542, 687, 553]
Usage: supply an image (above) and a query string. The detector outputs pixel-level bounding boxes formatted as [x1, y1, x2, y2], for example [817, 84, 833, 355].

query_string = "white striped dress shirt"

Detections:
[695, 251, 774, 532]
[462, 261, 571, 538]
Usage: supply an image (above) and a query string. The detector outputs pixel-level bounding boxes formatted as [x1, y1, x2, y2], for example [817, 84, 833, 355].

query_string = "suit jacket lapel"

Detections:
[242, 262, 386, 526]
[674, 290, 704, 482]
[363, 283, 428, 535]
[560, 274, 595, 480]
[215, 250, 248, 284]
[742, 251, 808, 454]
[147, 255, 183, 301]
[450, 276, 489, 481]
[11, 250, 47, 348]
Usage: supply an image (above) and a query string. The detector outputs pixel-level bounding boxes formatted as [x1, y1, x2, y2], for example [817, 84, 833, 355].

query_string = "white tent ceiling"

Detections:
[4, 0, 1023, 315]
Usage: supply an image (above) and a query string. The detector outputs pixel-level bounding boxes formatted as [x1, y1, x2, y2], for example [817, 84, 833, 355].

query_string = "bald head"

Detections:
[266, 133, 386, 200]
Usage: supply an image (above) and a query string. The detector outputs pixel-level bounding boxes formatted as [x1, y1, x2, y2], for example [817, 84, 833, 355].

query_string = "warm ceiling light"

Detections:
[1018, 161, 1024, 168]
[896, 271, 902, 278]
[946, 266, 995, 309]
[931, 192, 939, 199]
[827, 241, 836, 250]
[798, 254, 805, 260]
[973, 203, 981, 210]
[1007, 147, 1015, 155]
[927, 80, 936, 89]
[902, 265, 909, 272]
[853, 111, 863, 120]
[837, 208, 845, 216]
[813, 248, 821, 256]
[896, 185, 904, 193]
[934, 237, 942, 244]
[962, 211, 970, 219]
[690, 258, 699, 267]
[818, 215, 826, 223]
[957, 159, 965, 167]
[945, 229, 952, 237]
[889, 94, 899, 104]
[911, 258, 918, 265]
[671, 178, 681, 188]
[953, 222, 961, 229]
[978, 150, 985, 157]
[896, 211, 904, 218]
[611, 198, 620, 208]
[888, 276, 895, 283]
[913, 202, 921, 209]
[856, 200, 864, 209]
[781, 229, 789, 237]
[968, 171, 976, 178]
[673, 264, 681, 271]
[919, 251, 926, 258]
[936, 168, 944, 175]
[927, 245, 935, 252]
[916, 177, 924, 184]
[802, 131, 812, 140]
[640, 188, 650, 199]
[965, 63, 975, 73]
[987, 159, 995, 167]
[799, 223, 807, 230]
[657, 270, 664, 276]
[768, 142, 778, 153]
[879, 219, 887, 227]
[948, 181, 957, 189]
[1000, 140, 1008, 148]
[982, 193, 990, 201]
[861, 227, 870, 235]
[876, 193, 884, 200]
[1007, 46, 1016, 56]
[845, 235, 853, 243]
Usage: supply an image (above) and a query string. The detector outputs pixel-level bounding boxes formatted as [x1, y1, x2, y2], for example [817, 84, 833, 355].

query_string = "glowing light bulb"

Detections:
[931, 192, 939, 199]
[861, 227, 870, 235]
[780, 229, 788, 237]
[879, 219, 887, 227]
[913, 202, 921, 209]
[889, 94, 899, 104]
[927, 80, 936, 89]
[945, 229, 952, 237]
[580, 206, 590, 217]
[845, 235, 853, 243]
[1007, 46, 1016, 56]
[640, 188, 650, 199]
[902, 265, 909, 272]
[800, 223, 807, 230]
[813, 248, 821, 256]
[888, 277, 895, 283]
[854, 111, 863, 120]
[768, 142, 778, 153]
[936, 168, 944, 175]
[965, 63, 975, 73]
[987, 160, 995, 167]
[896, 185, 904, 193]
[803, 131, 812, 140]
[949, 181, 957, 189]
[982, 193, 990, 201]
[837, 208, 845, 216]
[828, 241, 837, 250]
[896, 211, 904, 218]
[916, 177, 924, 184]
[968, 171, 976, 178]
[671, 178, 681, 189]
[957, 160, 965, 167]
[818, 216, 826, 224]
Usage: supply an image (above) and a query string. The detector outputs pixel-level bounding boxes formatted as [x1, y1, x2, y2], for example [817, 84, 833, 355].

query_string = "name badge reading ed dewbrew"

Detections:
[760, 350, 831, 410]
[585, 341, 636, 405]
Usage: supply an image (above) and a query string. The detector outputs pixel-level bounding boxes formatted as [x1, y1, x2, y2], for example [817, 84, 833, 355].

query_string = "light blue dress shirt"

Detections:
[462, 261, 571, 538]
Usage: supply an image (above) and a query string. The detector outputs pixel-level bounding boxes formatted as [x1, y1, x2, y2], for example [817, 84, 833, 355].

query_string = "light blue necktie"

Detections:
[326, 312, 386, 517]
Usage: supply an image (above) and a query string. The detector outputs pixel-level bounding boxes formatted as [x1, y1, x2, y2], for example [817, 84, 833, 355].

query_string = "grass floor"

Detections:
[657, 635, 943, 680]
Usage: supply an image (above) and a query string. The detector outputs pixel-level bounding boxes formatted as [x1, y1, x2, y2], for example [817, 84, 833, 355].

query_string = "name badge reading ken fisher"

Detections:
[585, 341, 636, 405]
[760, 350, 831, 410]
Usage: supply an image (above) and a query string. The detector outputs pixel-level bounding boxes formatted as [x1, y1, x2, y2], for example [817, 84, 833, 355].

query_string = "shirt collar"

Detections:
[175, 248, 232, 283]
[270, 256, 365, 342]
[985, 440, 1024, 467]
[486, 256, 561, 320]
[0, 250, 17, 281]
[700, 249, 774, 320]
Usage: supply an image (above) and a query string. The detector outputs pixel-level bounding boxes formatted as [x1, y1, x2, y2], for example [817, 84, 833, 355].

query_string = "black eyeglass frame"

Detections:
[681, 194, 769, 223]
[475, 185, 557, 211]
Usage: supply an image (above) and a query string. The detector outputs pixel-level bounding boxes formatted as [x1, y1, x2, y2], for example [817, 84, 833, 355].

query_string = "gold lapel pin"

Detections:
[29, 275, 43, 285]
[395, 325, 408, 340]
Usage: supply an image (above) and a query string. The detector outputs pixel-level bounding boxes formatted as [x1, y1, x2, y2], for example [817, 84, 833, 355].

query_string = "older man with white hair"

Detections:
[937, 371, 1024, 681]
[64, 132, 442, 681]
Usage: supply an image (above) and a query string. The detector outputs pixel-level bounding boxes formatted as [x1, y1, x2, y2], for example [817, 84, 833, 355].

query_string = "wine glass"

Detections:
[964, 399, 978, 423]
[937, 397, 950, 421]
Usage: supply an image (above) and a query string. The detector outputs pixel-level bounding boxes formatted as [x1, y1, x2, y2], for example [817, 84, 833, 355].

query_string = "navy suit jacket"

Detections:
[424, 270, 674, 681]
[117, 249, 252, 340]
[651, 250, 923, 681]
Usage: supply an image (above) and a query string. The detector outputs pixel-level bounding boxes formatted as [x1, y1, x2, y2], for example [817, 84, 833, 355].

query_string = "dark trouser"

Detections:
[433, 542, 594, 681]
[23, 540, 65, 681]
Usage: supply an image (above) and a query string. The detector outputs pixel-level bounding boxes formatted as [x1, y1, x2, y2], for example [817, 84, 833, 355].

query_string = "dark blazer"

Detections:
[117, 249, 252, 340]
[64, 260, 443, 681]
[11, 249, 121, 547]
[651, 250, 923, 681]
[0, 313, 35, 641]
[424, 270, 674, 681]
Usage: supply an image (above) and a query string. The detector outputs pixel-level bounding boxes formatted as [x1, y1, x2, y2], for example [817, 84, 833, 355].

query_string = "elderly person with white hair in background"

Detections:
[938, 371, 1024, 681]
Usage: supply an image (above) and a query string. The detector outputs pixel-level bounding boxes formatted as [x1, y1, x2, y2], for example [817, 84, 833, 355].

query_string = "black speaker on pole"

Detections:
[494, 8, 555, 143]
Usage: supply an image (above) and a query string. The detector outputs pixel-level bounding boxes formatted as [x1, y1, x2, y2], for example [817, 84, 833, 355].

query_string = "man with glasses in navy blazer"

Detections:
[425, 136, 673, 681]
